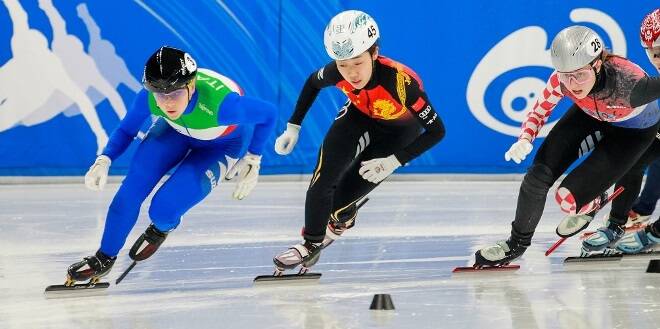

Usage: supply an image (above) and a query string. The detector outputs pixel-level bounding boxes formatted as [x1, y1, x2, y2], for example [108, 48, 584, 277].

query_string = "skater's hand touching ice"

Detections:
[359, 155, 401, 184]
[505, 139, 533, 164]
[226, 152, 261, 200]
[274, 123, 301, 155]
[84, 155, 111, 191]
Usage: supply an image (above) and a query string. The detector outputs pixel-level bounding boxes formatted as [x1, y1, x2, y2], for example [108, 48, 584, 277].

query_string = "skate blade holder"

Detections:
[253, 272, 322, 284]
[44, 282, 110, 298]
[561, 253, 624, 271]
[621, 250, 660, 266]
[451, 264, 520, 275]
[620, 250, 660, 261]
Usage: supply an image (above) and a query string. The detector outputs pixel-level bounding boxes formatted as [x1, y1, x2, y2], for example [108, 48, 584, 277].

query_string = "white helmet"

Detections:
[640, 9, 660, 48]
[550, 25, 603, 72]
[323, 10, 379, 60]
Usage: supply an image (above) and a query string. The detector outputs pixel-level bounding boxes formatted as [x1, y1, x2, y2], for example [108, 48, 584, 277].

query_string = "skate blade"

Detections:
[452, 264, 520, 273]
[618, 250, 660, 261]
[564, 254, 623, 264]
[253, 273, 321, 283]
[44, 282, 110, 298]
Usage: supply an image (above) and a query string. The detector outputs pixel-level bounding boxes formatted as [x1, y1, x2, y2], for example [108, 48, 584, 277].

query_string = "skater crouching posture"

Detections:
[612, 9, 660, 254]
[64, 46, 277, 285]
[562, 10, 660, 255]
[272, 10, 445, 274]
[475, 25, 660, 267]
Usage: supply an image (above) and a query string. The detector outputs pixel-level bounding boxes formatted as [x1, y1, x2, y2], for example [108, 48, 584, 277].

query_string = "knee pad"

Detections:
[555, 187, 578, 214]
[521, 164, 554, 197]
[555, 187, 599, 215]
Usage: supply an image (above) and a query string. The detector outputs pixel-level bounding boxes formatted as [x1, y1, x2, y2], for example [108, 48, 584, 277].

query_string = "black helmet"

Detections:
[142, 46, 197, 93]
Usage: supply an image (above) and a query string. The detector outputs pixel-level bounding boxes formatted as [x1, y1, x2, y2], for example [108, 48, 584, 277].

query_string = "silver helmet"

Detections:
[550, 25, 603, 72]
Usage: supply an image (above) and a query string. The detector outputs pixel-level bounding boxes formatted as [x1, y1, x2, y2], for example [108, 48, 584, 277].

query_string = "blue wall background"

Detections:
[0, 1, 656, 175]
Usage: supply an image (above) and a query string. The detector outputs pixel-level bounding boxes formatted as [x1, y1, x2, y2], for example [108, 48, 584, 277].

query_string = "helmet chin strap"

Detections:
[186, 82, 193, 102]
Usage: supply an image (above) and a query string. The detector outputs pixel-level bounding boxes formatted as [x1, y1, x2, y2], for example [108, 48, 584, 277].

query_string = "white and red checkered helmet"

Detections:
[640, 9, 660, 48]
[323, 10, 379, 60]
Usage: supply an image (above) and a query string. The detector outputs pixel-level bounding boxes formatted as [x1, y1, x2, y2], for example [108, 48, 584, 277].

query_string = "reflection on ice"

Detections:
[0, 181, 659, 328]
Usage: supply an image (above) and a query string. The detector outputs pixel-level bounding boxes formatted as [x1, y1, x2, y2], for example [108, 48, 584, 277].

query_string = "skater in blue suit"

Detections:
[63, 46, 277, 285]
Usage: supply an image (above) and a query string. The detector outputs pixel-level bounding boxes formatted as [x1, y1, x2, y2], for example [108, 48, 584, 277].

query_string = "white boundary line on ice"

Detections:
[0, 174, 527, 185]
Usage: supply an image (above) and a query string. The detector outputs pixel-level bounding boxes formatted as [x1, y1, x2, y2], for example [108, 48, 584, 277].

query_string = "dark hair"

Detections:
[367, 40, 379, 56]
[599, 48, 626, 63]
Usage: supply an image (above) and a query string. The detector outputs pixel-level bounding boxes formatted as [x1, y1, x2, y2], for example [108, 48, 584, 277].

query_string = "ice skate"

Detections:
[581, 221, 625, 256]
[615, 224, 660, 254]
[471, 238, 527, 271]
[556, 190, 612, 238]
[45, 251, 115, 293]
[272, 240, 322, 274]
[253, 240, 323, 282]
[556, 213, 595, 238]
[129, 223, 168, 261]
[114, 223, 170, 285]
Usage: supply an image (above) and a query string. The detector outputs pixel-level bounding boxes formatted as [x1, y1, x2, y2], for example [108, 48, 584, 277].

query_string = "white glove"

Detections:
[359, 155, 402, 184]
[504, 139, 533, 164]
[274, 123, 301, 155]
[226, 152, 262, 200]
[84, 155, 111, 191]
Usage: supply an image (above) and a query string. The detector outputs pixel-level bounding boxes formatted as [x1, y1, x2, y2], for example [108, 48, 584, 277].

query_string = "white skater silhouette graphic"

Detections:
[76, 3, 142, 94]
[31, 0, 130, 153]
[0, 0, 110, 153]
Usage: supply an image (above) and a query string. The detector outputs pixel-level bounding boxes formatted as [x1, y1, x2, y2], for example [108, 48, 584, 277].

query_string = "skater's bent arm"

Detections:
[519, 72, 564, 142]
[102, 90, 151, 160]
[393, 79, 445, 164]
[289, 62, 342, 125]
[631, 76, 660, 107]
[218, 93, 278, 155]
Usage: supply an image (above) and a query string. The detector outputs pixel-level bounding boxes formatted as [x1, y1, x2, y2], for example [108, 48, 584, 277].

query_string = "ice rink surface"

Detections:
[1, 179, 659, 329]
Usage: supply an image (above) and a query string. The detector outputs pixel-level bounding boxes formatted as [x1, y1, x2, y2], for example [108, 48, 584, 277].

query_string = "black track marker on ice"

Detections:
[115, 261, 137, 284]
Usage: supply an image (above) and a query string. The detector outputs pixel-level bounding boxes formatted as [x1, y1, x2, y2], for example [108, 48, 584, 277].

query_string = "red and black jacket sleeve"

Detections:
[393, 78, 446, 164]
[289, 62, 343, 125]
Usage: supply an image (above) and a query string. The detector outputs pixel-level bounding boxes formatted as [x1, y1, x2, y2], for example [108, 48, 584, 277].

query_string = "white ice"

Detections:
[0, 179, 659, 329]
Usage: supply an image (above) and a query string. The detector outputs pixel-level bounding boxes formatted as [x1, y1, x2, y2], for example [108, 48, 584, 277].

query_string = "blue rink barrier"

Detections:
[0, 1, 655, 175]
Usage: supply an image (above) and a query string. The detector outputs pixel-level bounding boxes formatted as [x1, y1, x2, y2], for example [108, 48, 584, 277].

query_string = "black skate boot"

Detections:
[474, 227, 532, 268]
[112, 224, 169, 286]
[273, 240, 323, 275]
[129, 223, 168, 261]
[66, 250, 116, 286]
